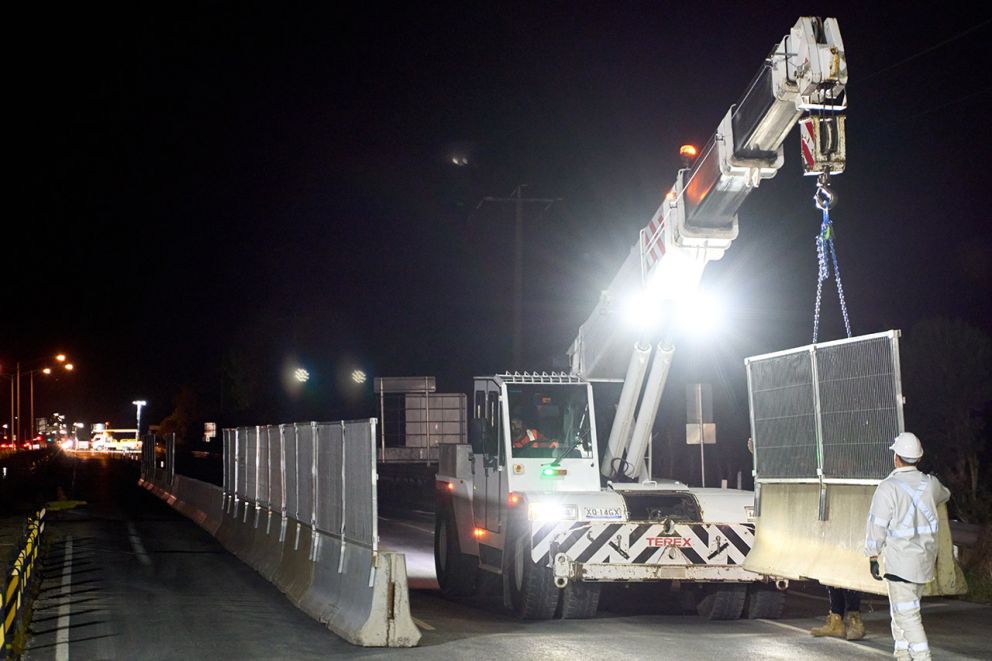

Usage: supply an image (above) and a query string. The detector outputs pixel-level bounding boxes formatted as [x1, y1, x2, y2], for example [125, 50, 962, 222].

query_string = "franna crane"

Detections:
[572, 16, 847, 482]
[434, 16, 848, 621]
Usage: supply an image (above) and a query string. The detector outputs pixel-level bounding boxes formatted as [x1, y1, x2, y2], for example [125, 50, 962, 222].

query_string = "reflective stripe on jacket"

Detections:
[864, 466, 950, 583]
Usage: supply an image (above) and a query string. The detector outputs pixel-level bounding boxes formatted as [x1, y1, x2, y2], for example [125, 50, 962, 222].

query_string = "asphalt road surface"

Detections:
[18, 453, 991, 660]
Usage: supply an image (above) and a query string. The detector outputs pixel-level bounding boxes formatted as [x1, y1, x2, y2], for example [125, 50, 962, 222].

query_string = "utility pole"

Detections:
[475, 185, 561, 369]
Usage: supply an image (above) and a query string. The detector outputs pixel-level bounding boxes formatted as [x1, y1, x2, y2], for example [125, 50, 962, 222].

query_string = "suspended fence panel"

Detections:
[747, 350, 819, 479]
[747, 331, 904, 484]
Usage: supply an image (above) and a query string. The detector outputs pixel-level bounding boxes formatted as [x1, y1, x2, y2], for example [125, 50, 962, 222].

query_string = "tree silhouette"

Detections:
[902, 318, 992, 522]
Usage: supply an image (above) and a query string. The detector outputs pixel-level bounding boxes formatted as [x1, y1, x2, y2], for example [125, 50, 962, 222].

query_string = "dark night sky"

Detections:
[5, 2, 991, 435]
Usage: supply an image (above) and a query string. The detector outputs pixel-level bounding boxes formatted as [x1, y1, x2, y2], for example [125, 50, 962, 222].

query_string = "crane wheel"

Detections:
[744, 584, 786, 619]
[696, 584, 747, 620]
[434, 504, 477, 597]
[558, 580, 601, 619]
[505, 519, 560, 619]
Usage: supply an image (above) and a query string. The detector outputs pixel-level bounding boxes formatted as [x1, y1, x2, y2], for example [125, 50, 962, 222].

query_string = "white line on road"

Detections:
[412, 616, 436, 631]
[126, 520, 152, 566]
[758, 619, 890, 657]
[378, 517, 435, 536]
[55, 535, 74, 661]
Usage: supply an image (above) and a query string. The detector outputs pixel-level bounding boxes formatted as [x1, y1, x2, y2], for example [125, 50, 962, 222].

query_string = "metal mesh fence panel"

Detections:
[748, 351, 819, 479]
[222, 429, 230, 492]
[269, 426, 283, 514]
[344, 421, 376, 548]
[817, 336, 900, 480]
[257, 425, 270, 508]
[295, 423, 315, 524]
[245, 426, 258, 504]
[284, 424, 299, 519]
[315, 423, 343, 537]
[748, 332, 904, 483]
[235, 428, 247, 499]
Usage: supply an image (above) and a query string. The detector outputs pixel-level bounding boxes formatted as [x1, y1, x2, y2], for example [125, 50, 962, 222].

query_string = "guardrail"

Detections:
[1, 509, 46, 659]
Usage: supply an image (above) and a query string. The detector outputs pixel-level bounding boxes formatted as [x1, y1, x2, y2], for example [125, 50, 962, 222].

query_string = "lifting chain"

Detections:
[812, 171, 852, 344]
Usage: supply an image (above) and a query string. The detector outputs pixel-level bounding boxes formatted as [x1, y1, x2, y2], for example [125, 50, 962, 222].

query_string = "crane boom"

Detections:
[569, 17, 848, 481]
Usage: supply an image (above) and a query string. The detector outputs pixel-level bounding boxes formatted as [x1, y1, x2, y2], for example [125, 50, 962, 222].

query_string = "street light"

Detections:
[26, 361, 75, 439]
[133, 400, 147, 442]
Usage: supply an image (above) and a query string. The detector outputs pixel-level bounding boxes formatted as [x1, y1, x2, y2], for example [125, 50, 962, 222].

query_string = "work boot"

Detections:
[845, 611, 865, 640]
[810, 612, 845, 638]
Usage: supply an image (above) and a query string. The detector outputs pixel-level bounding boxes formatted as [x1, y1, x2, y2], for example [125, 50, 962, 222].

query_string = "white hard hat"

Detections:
[890, 432, 923, 460]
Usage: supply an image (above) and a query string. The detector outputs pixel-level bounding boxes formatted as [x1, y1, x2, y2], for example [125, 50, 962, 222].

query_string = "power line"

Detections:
[862, 19, 991, 82]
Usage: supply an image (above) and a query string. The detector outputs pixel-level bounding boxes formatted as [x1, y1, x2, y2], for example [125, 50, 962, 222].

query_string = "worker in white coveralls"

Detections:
[865, 432, 950, 660]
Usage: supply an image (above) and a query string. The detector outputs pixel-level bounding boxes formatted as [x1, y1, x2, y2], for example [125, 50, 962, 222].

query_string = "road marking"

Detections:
[127, 520, 152, 566]
[379, 518, 434, 536]
[758, 619, 889, 657]
[55, 536, 73, 661]
[412, 616, 435, 631]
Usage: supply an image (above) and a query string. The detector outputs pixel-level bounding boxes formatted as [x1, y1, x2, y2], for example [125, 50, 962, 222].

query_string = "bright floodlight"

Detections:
[132, 400, 146, 406]
[351, 369, 367, 384]
[622, 292, 662, 332]
[294, 368, 310, 383]
[675, 290, 725, 338]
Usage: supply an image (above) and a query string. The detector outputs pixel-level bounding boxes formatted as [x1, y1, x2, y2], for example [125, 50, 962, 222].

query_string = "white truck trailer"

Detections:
[436, 16, 848, 620]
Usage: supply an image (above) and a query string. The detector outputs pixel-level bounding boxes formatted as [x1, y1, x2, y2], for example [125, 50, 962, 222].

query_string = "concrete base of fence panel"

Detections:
[246, 510, 285, 581]
[296, 532, 420, 647]
[170, 476, 223, 536]
[138, 477, 421, 647]
[745, 482, 968, 597]
[273, 519, 316, 604]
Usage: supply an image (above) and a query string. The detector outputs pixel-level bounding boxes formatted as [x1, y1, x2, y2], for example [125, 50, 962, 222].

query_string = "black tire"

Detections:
[506, 519, 560, 619]
[696, 584, 747, 620]
[558, 580, 601, 619]
[744, 584, 786, 619]
[434, 505, 477, 597]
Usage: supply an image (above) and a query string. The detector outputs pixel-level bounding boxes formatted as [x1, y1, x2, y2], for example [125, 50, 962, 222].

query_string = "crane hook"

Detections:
[814, 171, 837, 211]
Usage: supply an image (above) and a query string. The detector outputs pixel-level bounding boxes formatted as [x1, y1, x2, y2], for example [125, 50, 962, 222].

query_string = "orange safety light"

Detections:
[447, 482, 455, 491]
[508, 492, 521, 507]
[679, 144, 698, 159]
[472, 527, 488, 539]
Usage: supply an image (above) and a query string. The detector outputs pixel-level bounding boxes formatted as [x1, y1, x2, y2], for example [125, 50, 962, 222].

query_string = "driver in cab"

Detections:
[511, 418, 557, 452]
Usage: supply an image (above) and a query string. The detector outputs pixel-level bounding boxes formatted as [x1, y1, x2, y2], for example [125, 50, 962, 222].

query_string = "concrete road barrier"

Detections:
[141, 419, 420, 647]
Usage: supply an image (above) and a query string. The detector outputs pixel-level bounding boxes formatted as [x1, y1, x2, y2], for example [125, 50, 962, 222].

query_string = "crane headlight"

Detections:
[528, 502, 579, 522]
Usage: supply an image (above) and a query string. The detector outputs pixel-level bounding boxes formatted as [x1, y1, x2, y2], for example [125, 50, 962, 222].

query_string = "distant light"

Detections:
[133, 400, 147, 407]
[351, 369, 367, 384]
[55, 354, 66, 362]
[42, 367, 52, 375]
[294, 368, 310, 383]
[64, 363, 74, 371]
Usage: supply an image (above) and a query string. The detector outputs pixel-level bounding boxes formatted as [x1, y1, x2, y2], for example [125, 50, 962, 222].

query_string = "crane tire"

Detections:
[696, 584, 747, 620]
[558, 580, 601, 619]
[434, 504, 477, 597]
[744, 584, 786, 619]
[506, 519, 560, 619]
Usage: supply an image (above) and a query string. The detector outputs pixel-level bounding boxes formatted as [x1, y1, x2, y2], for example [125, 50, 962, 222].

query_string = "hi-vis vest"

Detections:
[864, 466, 950, 584]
